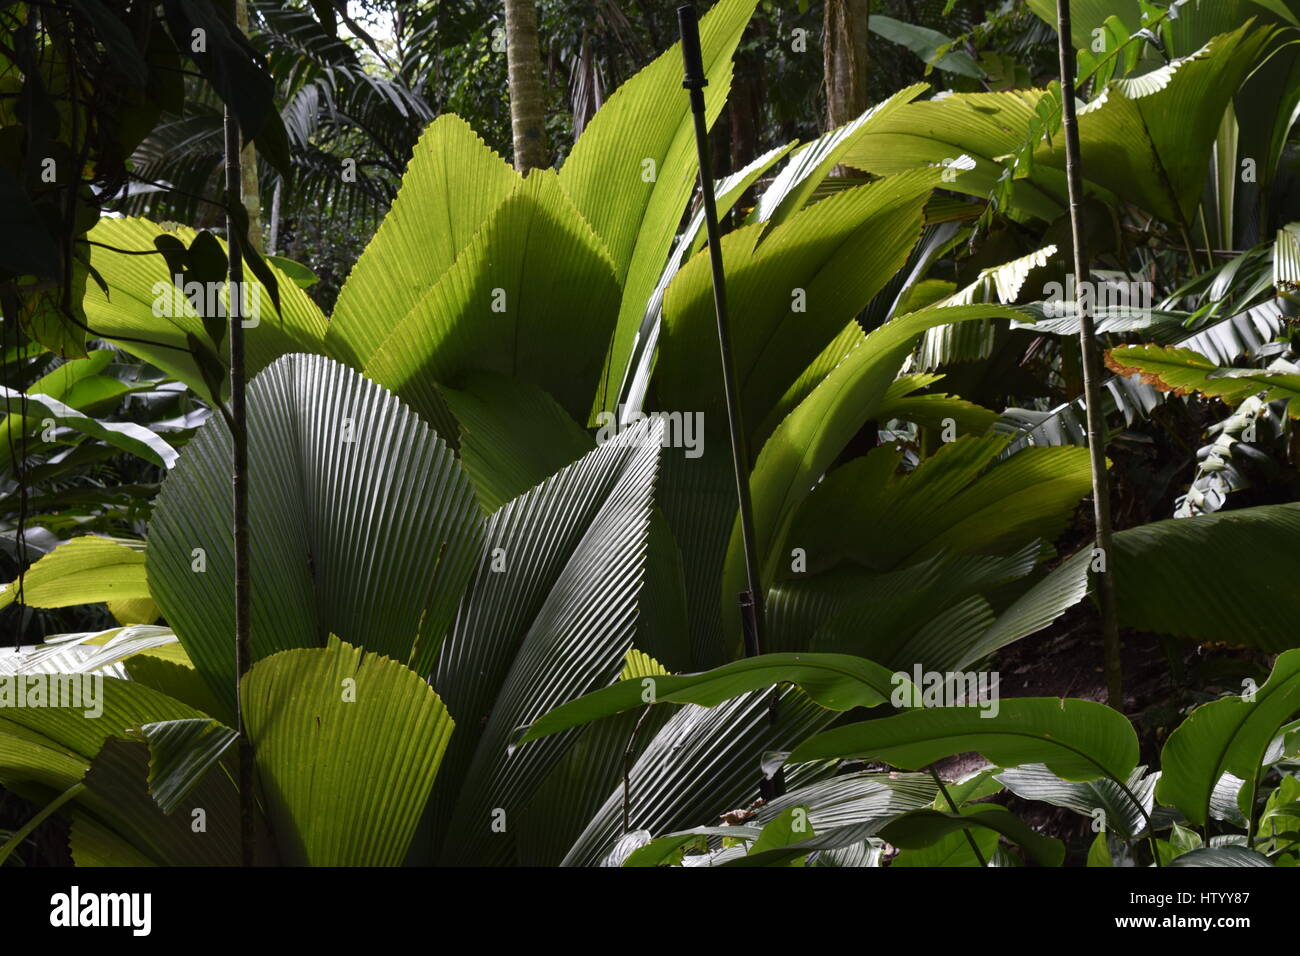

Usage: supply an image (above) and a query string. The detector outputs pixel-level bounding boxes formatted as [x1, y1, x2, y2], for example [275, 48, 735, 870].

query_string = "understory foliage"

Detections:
[1, 0, 1299, 867]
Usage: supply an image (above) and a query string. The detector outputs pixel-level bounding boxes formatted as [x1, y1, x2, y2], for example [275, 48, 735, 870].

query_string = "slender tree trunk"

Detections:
[268, 177, 282, 256]
[234, 0, 263, 251]
[823, 0, 871, 131]
[224, 102, 255, 866]
[239, 150, 262, 252]
[1056, 1, 1123, 709]
[729, 51, 761, 172]
[504, 0, 549, 172]
[729, 24, 765, 222]
[710, 106, 731, 180]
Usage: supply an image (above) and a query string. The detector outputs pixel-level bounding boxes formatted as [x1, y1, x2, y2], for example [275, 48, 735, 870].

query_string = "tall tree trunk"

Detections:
[729, 51, 762, 172]
[823, 0, 871, 131]
[234, 0, 262, 251]
[223, 0, 255, 870]
[224, 103, 255, 868]
[504, 0, 549, 172]
[1056, 0, 1123, 709]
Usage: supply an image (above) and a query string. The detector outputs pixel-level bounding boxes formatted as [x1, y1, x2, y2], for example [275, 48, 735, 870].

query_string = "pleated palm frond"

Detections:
[147, 353, 484, 719]
[428, 417, 664, 865]
[557, 0, 758, 414]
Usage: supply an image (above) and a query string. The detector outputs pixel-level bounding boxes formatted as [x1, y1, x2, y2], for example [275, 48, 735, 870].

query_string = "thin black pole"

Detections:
[676, 4, 765, 657]
[678, 3, 783, 800]
[224, 103, 255, 866]
[1055, 0, 1122, 709]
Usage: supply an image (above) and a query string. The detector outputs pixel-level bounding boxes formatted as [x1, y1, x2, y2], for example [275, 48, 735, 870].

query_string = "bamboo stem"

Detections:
[1055, 0, 1123, 710]
[224, 103, 256, 866]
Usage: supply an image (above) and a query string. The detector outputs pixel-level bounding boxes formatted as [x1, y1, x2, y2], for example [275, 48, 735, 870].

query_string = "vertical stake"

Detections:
[677, 3, 783, 800]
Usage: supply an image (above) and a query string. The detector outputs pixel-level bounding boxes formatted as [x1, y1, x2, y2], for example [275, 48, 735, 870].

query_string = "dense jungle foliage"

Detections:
[1, 0, 1299, 872]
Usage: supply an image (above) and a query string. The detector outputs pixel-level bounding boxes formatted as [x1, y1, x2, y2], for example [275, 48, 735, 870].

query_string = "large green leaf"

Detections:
[996, 763, 1157, 840]
[242, 639, 454, 866]
[1106, 344, 1300, 415]
[75, 736, 253, 866]
[0, 349, 179, 469]
[892, 823, 998, 867]
[660, 168, 946, 442]
[557, 0, 759, 412]
[0, 674, 206, 862]
[326, 114, 519, 369]
[790, 698, 1140, 783]
[839, 89, 1068, 222]
[955, 547, 1094, 668]
[658, 175, 969, 662]
[0, 535, 150, 614]
[518, 652, 912, 745]
[744, 805, 816, 864]
[362, 169, 621, 435]
[83, 218, 328, 400]
[1108, 503, 1300, 650]
[715, 772, 939, 866]
[867, 17, 985, 79]
[1157, 649, 1300, 826]
[722, 303, 1029, 645]
[147, 353, 483, 717]
[0, 386, 178, 469]
[618, 141, 799, 415]
[878, 804, 1065, 866]
[770, 544, 1087, 673]
[1034, 23, 1277, 226]
[768, 551, 1005, 665]
[562, 686, 837, 866]
[0, 722, 89, 795]
[1024, 0, 1144, 50]
[439, 370, 594, 514]
[786, 436, 1092, 573]
[749, 84, 928, 228]
[138, 717, 237, 815]
[1166, 845, 1274, 866]
[428, 418, 665, 865]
